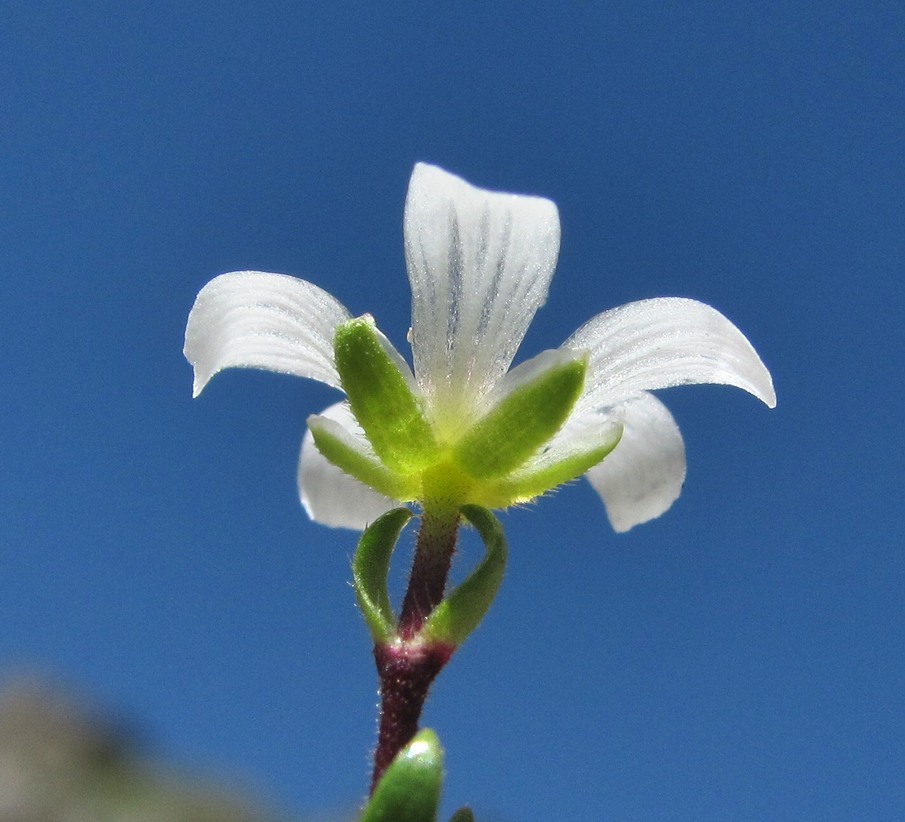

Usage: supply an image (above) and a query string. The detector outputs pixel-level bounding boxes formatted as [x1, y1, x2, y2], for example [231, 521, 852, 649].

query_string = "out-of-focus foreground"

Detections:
[0, 676, 288, 822]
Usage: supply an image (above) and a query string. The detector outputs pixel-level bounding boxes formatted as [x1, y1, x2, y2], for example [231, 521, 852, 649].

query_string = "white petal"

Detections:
[184, 271, 351, 397]
[297, 402, 400, 529]
[565, 298, 776, 417]
[584, 393, 686, 533]
[404, 163, 560, 425]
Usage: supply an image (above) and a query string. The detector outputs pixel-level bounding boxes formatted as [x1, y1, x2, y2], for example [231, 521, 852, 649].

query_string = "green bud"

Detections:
[334, 317, 437, 474]
[453, 349, 587, 479]
[361, 728, 444, 822]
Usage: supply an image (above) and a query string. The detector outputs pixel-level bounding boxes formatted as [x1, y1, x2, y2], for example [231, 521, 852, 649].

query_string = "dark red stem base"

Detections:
[370, 639, 454, 791]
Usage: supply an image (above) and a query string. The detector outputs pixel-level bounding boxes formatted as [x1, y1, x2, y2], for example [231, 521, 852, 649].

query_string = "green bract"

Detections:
[352, 508, 412, 643]
[352, 505, 507, 647]
[335, 317, 437, 474]
[326, 316, 609, 513]
[307, 413, 416, 501]
[422, 505, 507, 646]
[452, 349, 587, 479]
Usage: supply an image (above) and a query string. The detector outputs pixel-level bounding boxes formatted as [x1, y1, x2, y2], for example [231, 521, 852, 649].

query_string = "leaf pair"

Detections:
[352, 505, 507, 647]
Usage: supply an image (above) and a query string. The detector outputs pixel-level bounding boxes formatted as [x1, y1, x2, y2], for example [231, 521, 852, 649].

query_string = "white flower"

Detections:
[184, 164, 775, 532]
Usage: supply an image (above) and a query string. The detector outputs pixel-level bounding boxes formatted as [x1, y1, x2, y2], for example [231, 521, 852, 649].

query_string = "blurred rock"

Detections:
[0, 676, 289, 822]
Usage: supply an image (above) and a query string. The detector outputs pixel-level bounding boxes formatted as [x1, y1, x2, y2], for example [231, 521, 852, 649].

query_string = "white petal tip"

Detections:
[604, 487, 683, 533]
[610, 520, 635, 535]
[742, 356, 777, 409]
[190, 372, 209, 399]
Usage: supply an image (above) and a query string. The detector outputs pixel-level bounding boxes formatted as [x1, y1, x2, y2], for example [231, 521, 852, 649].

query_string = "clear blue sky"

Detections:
[3, 3, 903, 820]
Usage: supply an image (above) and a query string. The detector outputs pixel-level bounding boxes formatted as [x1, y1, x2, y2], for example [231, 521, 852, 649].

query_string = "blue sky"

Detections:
[2, 2, 903, 820]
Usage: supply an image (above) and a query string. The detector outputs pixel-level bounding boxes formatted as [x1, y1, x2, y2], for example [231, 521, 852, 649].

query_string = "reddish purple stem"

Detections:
[370, 640, 453, 792]
[369, 510, 460, 793]
[398, 510, 460, 639]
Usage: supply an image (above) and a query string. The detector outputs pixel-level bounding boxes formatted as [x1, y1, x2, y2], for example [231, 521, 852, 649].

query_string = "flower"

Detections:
[184, 164, 775, 532]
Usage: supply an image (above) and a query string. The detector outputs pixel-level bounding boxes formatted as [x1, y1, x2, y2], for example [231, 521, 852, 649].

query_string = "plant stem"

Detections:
[398, 508, 460, 639]
[370, 509, 460, 792]
[370, 639, 452, 792]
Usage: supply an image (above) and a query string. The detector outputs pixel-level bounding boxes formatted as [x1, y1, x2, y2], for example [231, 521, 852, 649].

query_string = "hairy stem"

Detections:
[398, 509, 460, 639]
[370, 640, 453, 792]
[370, 509, 460, 792]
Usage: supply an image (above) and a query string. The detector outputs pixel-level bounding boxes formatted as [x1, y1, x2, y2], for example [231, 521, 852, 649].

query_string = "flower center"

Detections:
[419, 459, 474, 517]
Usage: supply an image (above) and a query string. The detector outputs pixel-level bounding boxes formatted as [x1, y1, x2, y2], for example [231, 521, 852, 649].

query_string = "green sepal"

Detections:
[308, 414, 417, 501]
[453, 349, 587, 479]
[335, 317, 437, 474]
[494, 422, 623, 505]
[352, 508, 412, 643]
[449, 808, 476, 822]
[421, 505, 507, 647]
[360, 728, 444, 822]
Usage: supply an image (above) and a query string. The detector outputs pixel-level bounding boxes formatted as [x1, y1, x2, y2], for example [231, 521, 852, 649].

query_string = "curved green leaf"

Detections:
[421, 506, 507, 646]
[353, 508, 411, 642]
[361, 728, 444, 822]
[449, 808, 476, 822]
